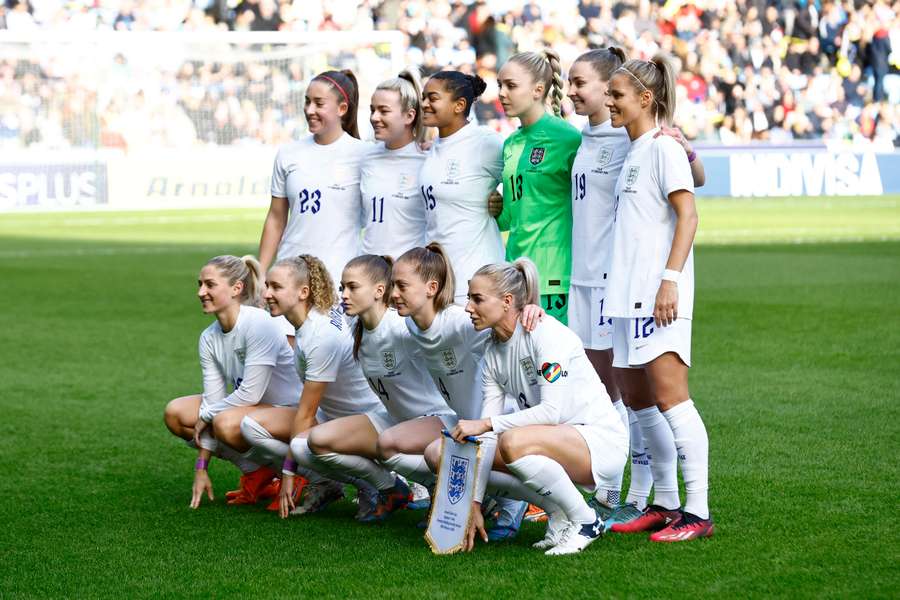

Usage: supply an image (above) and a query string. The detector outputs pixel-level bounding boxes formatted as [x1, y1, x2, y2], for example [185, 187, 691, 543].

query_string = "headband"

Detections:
[319, 75, 349, 105]
[614, 66, 650, 92]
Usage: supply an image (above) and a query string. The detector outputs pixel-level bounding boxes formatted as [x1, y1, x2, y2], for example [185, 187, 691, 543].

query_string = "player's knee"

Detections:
[621, 388, 653, 410]
[289, 436, 308, 460]
[375, 430, 399, 459]
[163, 398, 187, 438]
[498, 430, 534, 464]
[307, 428, 329, 455]
[424, 440, 440, 472]
[212, 411, 243, 447]
[239, 415, 266, 445]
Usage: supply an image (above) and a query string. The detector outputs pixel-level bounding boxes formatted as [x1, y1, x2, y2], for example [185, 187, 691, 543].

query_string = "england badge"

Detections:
[447, 455, 469, 505]
[530, 147, 545, 165]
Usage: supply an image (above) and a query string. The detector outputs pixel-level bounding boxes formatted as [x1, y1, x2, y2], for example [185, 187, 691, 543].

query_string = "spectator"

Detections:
[0, 0, 895, 149]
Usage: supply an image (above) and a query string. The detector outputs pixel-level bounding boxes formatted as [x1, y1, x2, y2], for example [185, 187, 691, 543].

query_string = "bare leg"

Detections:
[586, 349, 620, 402]
[212, 404, 278, 452]
[164, 394, 201, 440]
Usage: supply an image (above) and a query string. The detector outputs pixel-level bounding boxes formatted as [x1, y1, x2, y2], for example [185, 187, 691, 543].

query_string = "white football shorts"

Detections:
[611, 316, 692, 369]
[568, 284, 614, 351]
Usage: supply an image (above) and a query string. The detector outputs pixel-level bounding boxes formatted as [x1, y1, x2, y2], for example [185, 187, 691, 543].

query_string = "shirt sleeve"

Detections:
[480, 131, 504, 184]
[302, 327, 341, 383]
[656, 136, 694, 198]
[489, 331, 571, 433]
[270, 146, 287, 198]
[244, 318, 281, 367]
[198, 334, 226, 424]
[473, 358, 505, 502]
[199, 363, 275, 422]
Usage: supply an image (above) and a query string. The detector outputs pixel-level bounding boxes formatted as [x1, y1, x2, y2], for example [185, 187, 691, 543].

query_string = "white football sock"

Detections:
[291, 437, 379, 487]
[594, 399, 629, 506]
[612, 399, 628, 431]
[312, 451, 396, 491]
[486, 470, 562, 515]
[507, 455, 596, 525]
[240, 416, 289, 466]
[215, 442, 259, 474]
[625, 407, 653, 509]
[382, 453, 436, 487]
[635, 406, 680, 510]
[663, 399, 709, 519]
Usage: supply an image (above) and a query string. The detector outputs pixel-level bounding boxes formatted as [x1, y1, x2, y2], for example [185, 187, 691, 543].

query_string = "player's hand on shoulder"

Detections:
[655, 125, 692, 155]
[520, 304, 545, 332]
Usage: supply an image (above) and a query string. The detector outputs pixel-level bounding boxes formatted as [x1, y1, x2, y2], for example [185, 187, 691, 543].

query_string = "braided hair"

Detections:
[508, 49, 564, 117]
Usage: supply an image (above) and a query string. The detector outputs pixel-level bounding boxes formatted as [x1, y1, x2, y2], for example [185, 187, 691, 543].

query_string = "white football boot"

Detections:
[545, 517, 604, 556]
[532, 512, 571, 550]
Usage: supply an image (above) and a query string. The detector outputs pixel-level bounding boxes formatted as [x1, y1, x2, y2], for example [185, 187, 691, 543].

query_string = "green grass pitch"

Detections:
[1, 196, 898, 598]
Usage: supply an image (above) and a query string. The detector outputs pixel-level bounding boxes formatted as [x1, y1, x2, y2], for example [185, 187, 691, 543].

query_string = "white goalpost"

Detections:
[0, 30, 406, 211]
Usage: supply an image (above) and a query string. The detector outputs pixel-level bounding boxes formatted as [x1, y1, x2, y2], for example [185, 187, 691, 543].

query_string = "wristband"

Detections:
[662, 269, 681, 283]
[195, 458, 209, 471]
[282, 458, 297, 475]
[687, 150, 697, 163]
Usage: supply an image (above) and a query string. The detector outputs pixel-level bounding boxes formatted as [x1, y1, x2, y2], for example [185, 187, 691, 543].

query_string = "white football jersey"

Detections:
[271, 133, 368, 284]
[199, 305, 302, 421]
[357, 309, 451, 422]
[294, 307, 382, 421]
[606, 129, 695, 319]
[359, 141, 428, 258]
[571, 120, 630, 287]
[480, 317, 624, 439]
[418, 122, 505, 300]
[405, 305, 491, 420]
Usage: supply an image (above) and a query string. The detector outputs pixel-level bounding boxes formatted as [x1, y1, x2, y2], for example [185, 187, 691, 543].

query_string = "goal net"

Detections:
[0, 30, 405, 211]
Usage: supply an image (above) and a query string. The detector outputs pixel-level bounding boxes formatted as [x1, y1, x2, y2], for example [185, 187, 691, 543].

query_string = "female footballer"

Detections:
[567, 47, 707, 521]
[163, 255, 302, 509]
[603, 55, 713, 542]
[381, 243, 542, 540]
[240, 255, 384, 518]
[305, 254, 453, 522]
[450, 259, 628, 555]
[494, 50, 582, 324]
[418, 71, 506, 304]
[258, 69, 366, 285]
[359, 69, 428, 259]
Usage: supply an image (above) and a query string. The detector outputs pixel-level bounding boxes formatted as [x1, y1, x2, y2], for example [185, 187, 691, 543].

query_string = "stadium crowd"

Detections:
[0, 0, 898, 150]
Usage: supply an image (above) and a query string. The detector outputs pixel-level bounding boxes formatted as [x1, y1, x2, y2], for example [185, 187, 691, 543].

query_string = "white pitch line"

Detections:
[0, 213, 262, 229]
[0, 244, 245, 259]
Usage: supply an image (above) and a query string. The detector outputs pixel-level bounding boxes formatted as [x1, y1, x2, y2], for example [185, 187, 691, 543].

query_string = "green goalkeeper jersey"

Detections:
[497, 112, 582, 296]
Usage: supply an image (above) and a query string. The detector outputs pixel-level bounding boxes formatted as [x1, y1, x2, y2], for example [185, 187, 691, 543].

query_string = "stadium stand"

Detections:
[0, 0, 897, 150]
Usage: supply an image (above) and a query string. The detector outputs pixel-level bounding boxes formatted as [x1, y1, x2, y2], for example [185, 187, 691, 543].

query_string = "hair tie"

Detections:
[319, 75, 349, 105]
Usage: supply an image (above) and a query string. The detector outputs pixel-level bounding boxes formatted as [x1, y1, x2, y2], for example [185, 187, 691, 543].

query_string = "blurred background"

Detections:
[0, 0, 898, 209]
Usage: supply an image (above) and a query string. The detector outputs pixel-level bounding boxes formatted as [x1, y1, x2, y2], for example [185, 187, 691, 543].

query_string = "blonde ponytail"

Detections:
[473, 258, 541, 310]
[206, 254, 263, 307]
